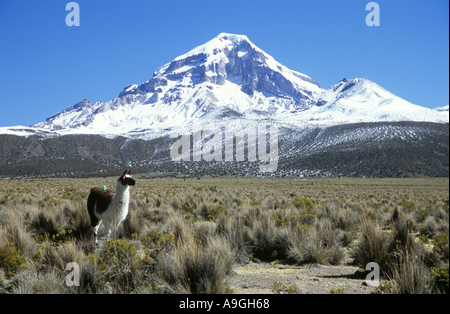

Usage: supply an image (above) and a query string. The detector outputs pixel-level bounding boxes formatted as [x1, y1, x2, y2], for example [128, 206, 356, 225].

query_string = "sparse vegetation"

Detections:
[0, 176, 448, 294]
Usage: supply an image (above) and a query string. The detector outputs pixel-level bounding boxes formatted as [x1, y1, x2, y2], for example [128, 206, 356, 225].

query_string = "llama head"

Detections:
[118, 169, 136, 186]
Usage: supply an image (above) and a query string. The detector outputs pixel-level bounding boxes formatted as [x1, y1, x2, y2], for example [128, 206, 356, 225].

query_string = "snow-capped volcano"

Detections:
[24, 33, 448, 138]
[31, 33, 323, 136]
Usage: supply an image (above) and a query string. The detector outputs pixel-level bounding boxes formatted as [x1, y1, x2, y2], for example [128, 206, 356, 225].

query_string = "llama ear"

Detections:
[122, 170, 127, 179]
[127, 170, 131, 176]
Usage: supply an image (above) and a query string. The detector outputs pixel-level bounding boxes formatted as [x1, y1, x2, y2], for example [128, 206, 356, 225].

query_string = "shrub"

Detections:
[272, 212, 315, 228]
[271, 281, 286, 294]
[182, 201, 196, 215]
[98, 239, 142, 293]
[294, 198, 316, 210]
[402, 200, 416, 212]
[208, 204, 228, 221]
[430, 267, 449, 294]
[330, 287, 345, 294]
[141, 229, 175, 252]
[0, 242, 27, 277]
[433, 233, 449, 263]
[286, 284, 301, 294]
[271, 280, 301, 294]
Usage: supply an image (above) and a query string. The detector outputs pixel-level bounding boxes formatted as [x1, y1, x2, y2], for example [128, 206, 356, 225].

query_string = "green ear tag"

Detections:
[102, 185, 107, 190]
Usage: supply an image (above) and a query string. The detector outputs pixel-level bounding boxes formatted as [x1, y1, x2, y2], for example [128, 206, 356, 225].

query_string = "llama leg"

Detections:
[114, 219, 123, 240]
[113, 219, 119, 240]
[93, 220, 102, 244]
[104, 220, 111, 242]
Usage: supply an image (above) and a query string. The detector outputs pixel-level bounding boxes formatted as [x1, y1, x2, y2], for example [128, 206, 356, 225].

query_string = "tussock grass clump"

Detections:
[215, 213, 252, 264]
[379, 250, 432, 294]
[287, 230, 347, 265]
[353, 219, 391, 274]
[165, 210, 191, 244]
[280, 218, 347, 266]
[420, 216, 439, 239]
[1, 209, 37, 260]
[30, 212, 65, 241]
[153, 236, 235, 294]
[12, 263, 68, 294]
[122, 209, 147, 239]
[251, 212, 279, 260]
[64, 205, 93, 240]
[75, 256, 104, 294]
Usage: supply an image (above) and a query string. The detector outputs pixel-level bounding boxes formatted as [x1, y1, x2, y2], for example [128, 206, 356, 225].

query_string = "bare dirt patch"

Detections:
[228, 261, 376, 294]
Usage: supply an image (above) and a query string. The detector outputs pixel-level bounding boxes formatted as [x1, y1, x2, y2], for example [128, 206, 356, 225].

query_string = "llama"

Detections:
[87, 170, 136, 244]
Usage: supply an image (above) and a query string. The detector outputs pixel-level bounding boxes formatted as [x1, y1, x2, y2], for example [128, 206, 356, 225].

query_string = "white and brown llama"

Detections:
[87, 170, 136, 243]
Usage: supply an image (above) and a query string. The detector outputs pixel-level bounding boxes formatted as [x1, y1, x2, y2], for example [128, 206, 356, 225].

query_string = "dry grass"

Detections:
[0, 176, 448, 294]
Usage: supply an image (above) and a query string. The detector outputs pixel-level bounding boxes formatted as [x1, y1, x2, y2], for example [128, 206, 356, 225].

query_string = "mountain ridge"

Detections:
[0, 121, 447, 179]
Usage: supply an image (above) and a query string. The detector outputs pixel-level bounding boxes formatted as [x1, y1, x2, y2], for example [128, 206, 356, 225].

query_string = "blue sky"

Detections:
[0, 0, 448, 127]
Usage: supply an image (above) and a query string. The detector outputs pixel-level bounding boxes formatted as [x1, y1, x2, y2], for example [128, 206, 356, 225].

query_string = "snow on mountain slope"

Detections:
[30, 33, 323, 137]
[0, 125, 59, 137]
[15, 33, 449, 139]
[290, 78, 448, 125]
[434, 105, 449, 112]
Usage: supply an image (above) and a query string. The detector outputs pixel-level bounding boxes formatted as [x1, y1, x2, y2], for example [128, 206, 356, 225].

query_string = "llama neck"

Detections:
[112, 181, 130, 204]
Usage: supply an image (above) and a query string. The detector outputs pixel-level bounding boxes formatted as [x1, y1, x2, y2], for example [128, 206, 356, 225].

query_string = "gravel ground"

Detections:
[228, 261, 377, 294]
